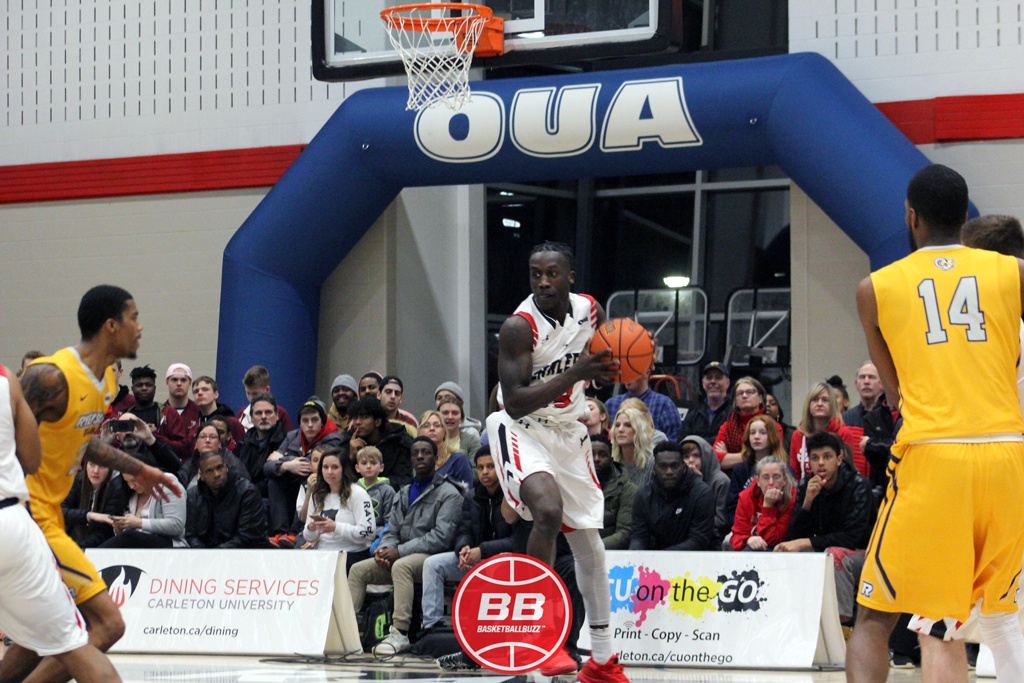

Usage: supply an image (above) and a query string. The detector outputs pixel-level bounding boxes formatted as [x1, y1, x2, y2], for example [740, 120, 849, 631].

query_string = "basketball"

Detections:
[590, 318, 656, 384]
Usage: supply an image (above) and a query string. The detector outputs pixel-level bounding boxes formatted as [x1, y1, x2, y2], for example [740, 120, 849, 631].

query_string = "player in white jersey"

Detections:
[0, 366, 122, 682]
[486, 241, 629, 682]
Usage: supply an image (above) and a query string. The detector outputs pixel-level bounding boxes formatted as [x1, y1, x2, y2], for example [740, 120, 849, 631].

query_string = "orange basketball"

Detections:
[589, 318, 655, 384]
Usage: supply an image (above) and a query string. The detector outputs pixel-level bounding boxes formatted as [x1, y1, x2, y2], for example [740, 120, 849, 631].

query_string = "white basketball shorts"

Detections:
[486, 411, 603, 531]
[0, 504, 89, 656]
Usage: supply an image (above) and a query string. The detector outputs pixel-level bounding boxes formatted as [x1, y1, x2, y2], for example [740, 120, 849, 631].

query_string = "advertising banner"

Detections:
[603, 550, 828, 669]
[88, 549, 338, 655]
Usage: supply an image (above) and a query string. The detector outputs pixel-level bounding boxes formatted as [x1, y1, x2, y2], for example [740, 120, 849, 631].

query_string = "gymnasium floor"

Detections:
[104, 653, 962, 682]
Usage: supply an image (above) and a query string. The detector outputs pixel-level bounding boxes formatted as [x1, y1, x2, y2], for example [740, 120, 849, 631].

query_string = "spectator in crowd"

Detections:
[115, 413, 184, 475]
[108, 360, 134, 415]
[355, 446, 395, 531]
[204, 414, 238, 453]
[583, 397, 610, 438]
[192, 375, 244, 445]
[340, 397, 413, 490]
[124, 365, 160, 426]
[765, 393, 797, 452]
[604, 367, 682, 442]
[730, 456, 797, 551]
[724, 414, 790, 525]
[420, 445, 514, 633]
[681, 435, 730, 543]
[237, 365, 293, 432]
[434, 381, 483, 436]
[235, 392, 287, 498]
[610, 402, 656, 488]
[328, 373, 359, 431]
[681, 361, 731, 444]
[296, 443, 329, 548]
[264, 399, 342, 547]
[418, 409, 473, 489]
[185, 450, 268, 549]
[841, 362, 895, 498]
[438, 395, 481, 461]
[790, 382, 866, 479]
[62, 456, 128, 548]
[98, 452, 187, 549]
[302, 447, 375, 569]
[17, 349, 43, 377]
[359, 372, 383, 398]
[178, 422, 250, 487]
[591, 434, 636, 550]
[381, 375, 418, 434]
[629, 442, 716, 551]
[160, 363, 202, 461]
[825, 375, 850, 412]
[348, 437, 463, 656]
[713, 376, 782, 473]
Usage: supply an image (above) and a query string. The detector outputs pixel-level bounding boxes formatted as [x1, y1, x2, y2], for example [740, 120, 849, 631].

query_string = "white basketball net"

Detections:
[382, 6, 490, 111]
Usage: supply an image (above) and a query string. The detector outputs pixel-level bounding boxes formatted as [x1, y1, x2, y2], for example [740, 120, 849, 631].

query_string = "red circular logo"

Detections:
[453, 553, 572, 674]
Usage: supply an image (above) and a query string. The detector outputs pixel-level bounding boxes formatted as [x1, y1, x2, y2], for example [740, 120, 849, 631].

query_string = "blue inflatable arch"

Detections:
[217, 52, 932, 413]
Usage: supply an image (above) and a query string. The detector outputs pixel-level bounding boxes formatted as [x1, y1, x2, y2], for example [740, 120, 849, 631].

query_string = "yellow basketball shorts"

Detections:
[858, 441, 1024, 623]
[34, 511, 106, 606]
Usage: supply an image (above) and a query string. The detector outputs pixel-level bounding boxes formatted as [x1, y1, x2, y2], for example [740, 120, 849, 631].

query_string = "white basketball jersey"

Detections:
[0, 368, 29, 502]
[499, 292, 598, 422]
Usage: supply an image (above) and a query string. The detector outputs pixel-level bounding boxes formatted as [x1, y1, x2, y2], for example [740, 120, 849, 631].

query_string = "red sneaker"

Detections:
[538, 647, 578, 676]
[276, 534, 296, 549]
[578, 655, 629, 683]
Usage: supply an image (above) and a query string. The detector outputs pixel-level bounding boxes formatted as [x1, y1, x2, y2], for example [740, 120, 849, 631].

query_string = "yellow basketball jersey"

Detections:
[27, 347, 116, 523]
[873, 245, 1024, 445]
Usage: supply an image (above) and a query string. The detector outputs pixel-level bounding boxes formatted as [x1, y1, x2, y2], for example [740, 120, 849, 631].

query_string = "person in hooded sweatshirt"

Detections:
[680, 434, 730, 544]
[629, 441, 716, 551]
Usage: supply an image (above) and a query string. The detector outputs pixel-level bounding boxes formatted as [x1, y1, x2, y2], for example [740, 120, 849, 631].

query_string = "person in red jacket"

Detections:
[789, 382, 866, 479]
[730, 456, 797, 551]
[713, 376, 782, 473]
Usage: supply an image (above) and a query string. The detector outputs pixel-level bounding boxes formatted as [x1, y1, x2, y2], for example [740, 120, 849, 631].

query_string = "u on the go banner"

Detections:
[87, 549, 339, 655]
[601, 550, 829, 669]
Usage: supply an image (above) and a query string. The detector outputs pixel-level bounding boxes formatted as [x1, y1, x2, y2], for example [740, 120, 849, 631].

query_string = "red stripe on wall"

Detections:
[0, 145, 304, 205]
[876, 93, 1024, 144]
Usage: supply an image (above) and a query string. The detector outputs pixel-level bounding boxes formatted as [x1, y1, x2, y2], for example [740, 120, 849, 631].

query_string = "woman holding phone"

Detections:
[304, 446, 375, 569]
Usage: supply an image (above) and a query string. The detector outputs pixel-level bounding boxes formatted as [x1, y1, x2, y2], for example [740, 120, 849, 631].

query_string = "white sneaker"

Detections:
[372, 627, 411, 657]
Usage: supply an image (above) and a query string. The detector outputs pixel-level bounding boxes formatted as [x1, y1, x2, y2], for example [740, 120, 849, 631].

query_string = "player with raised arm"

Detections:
[486, 242, 629, 682]
[0, 285, 182, 683]
[847, 166, 1024, 683]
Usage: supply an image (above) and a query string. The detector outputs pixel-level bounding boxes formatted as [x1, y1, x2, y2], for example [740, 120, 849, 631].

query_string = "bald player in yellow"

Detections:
[847, 165, 1024, 683]
[0, 286, 182, 683]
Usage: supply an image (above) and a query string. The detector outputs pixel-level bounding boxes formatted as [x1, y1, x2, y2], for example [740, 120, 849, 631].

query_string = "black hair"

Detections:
[473, 443, 492, 465]
[347, 396, 388, 423]
[961, 214, 1024, 259]
[130, 364, 156, 382]
[530, 241, 575, 270]
[412, 435, 438, 457]
[78, 285, 133, 341]
[806, 431, 843, 456]
[590, 433, 612, 449]
[652, 441, 683, 459]
[906, 164, 969, 236]
[360, 371, 383, 384]
[825, 375, 849, 401]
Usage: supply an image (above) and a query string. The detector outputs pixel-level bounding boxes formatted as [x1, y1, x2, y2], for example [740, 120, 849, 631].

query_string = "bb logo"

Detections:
[99, 565, 146, 607]
[453, 553, 571, 674]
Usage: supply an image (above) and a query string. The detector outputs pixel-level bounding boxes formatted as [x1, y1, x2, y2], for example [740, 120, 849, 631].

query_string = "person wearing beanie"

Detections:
[329, 374, 358, 431]
[434, 381, 482, 437]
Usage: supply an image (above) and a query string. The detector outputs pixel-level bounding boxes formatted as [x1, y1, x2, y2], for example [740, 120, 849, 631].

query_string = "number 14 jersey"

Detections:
[873, 244, 1024, 445]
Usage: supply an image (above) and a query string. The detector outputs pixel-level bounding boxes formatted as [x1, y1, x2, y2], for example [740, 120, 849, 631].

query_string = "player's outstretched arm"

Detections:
[7, 366, 42, 475]
[84, 438, 183, 501]
[856, 277, 900, 405]
[20, 362, 69, 424]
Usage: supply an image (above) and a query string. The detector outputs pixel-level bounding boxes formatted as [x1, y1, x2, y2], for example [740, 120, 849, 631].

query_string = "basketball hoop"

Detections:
[381, 3, 504, 111]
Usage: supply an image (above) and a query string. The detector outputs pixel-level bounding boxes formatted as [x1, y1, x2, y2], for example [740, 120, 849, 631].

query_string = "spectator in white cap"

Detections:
[434, 381, 482, 437]
[160, 363, 202, 462]
[329, 374, 358, 431]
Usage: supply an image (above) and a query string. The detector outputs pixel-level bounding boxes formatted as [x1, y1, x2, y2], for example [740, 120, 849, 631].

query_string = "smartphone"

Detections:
[108, 419, 135, 433]
[311, 514, 325, 522]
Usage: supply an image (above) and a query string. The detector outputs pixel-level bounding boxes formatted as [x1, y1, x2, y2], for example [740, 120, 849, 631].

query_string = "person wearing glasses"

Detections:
[712, 376, 782, 473]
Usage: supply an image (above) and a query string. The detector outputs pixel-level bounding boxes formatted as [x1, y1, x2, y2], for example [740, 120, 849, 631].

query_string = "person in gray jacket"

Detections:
[97, 452, 187, 548]
[681, 435, 730, 544]
[347, 436, 463, 656]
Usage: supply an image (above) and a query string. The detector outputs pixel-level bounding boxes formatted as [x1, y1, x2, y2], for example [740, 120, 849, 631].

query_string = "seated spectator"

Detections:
[825, 375, 850, 413]
[681, 361, 731, 444]
[681, 435, 730, 543]
[419, 409, 473, 489]
[339, 397, 413, 490]
[790, 382, 866, 479]
[237, 365, 293, 432]
[235, 393, 288, 498]
[583, 397, 610, 438]
[264, 398, 342, 547]
[193, 375, 245, 445]
[629, 442, 716, 551]
[115, 413, 182, 475]
[328, 374, 359, 431]
[591, 434, 636, 550]
[713, 376, 782, 472]
[380, 375, 418, 435]
[730, 456, 797, 551]
[359, 371, 383, 399]
[108, 359, 134, 416]
[420, 445, 514, 633]
[296, 443, 330, 548]
[355, 446, 395, 531]
[611, 402, 655, 488]
[160, 363, 202, 461]
[434, 381, 482, 436]
[124, 364, 184, 458]
[62, 456, 128, 548]
[185, 450, 268, 548]
[178, 422, 250, 487]
[604, 367, 682, 442]
[348, 437, 463, 656]
[99, 453, 187, 548]
[302, 447, 375, 569]
[438, 396, 481, 461]
[204, 414, 238, 453]
[841, 362, 895, 499]
[724, 414, 790, 525]
[765, 393, 797, 453]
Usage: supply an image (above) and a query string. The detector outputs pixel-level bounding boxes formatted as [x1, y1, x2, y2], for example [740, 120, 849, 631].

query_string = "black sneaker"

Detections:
[966, 642, 980, 670]
[889, 652, 916, 669]
[436, 652, 480, 671]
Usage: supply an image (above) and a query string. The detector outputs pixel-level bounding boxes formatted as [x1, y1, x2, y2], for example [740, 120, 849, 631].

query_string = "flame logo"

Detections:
[99, 565, 145, 605]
